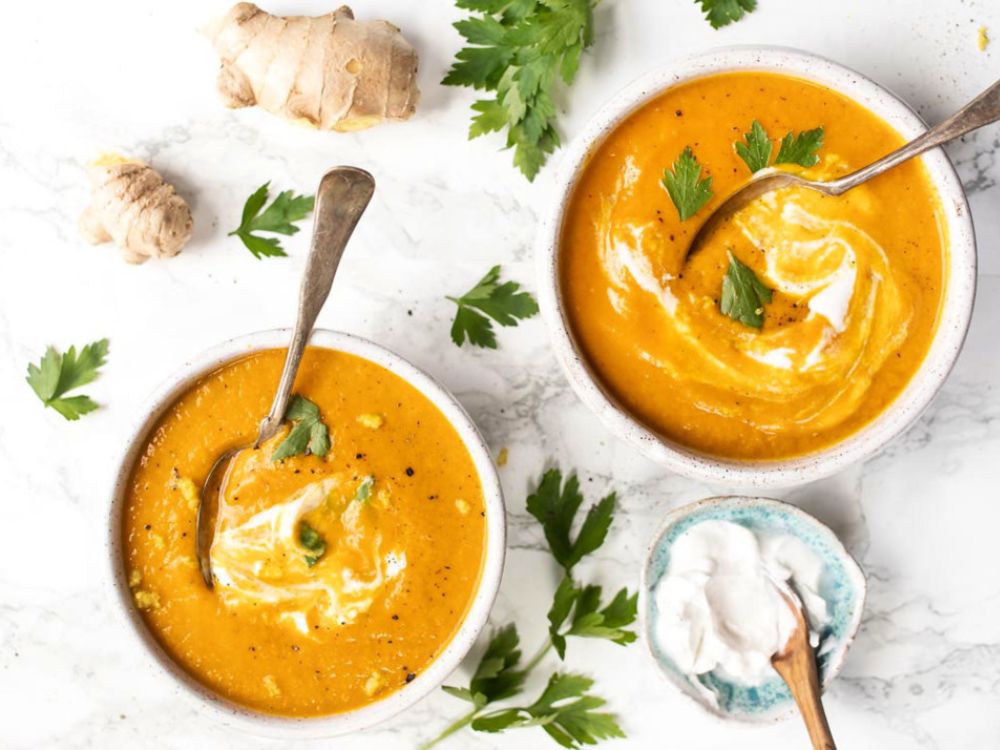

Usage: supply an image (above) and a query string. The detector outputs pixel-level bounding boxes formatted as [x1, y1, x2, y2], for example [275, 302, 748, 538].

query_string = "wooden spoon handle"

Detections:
[772, 645, 837, 750]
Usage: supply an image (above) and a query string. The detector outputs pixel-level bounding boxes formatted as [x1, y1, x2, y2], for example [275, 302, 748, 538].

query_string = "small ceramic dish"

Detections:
[537, 46, 977, 487]
[639, 496, 866, 722]
[106, 328, 506, 738]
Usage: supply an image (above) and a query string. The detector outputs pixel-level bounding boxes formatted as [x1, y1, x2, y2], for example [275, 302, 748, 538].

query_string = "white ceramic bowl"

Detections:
[639, 496, 867, 722]
[107, 329, 506, 738]
[537, 46, 977, 488]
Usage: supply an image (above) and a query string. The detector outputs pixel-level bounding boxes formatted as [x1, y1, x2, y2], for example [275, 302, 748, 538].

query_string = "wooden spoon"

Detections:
[771, 587, 837, 750]
[194, 166, 376, 588]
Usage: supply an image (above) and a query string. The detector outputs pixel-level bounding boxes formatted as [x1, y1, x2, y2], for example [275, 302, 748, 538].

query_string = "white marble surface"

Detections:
[1, 0, 999, 748]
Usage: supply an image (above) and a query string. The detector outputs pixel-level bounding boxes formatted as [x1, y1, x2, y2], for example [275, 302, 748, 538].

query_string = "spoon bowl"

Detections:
[195, 166, 375, 586]
[194, 447, 239, 586]
[685, 170, 827, 261]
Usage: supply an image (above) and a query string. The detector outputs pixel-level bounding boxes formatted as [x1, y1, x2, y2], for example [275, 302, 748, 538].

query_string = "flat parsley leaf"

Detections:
[662, 147, 714, 221]
[272, 395, 331, 462]
[775, 127, 825, 167]
[442, 623, 526, 708]
[448, 265, 539, 349]
[471, 672, 625, 748]
[526, 469, 615, 574]
[229, 182, 315, 259]
[696, 0, 757, 29]
[735, 121, 824, 173]
[26, 339, 109, 421]
[720, 249, 773, 329]
[548, 578, 637, 658]
[299, 520, 326, 567]
[735, 120, 773, 173]
[549, 576, 639, 659]
[353, 475, 374, 503]
[444, 0, 597, 180]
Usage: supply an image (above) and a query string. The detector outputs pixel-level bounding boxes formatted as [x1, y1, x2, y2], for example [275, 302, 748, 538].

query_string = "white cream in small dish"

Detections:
[640, 496, 866, 722]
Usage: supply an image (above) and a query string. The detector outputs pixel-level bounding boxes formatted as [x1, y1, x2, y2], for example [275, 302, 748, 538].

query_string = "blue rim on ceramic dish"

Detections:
[640, 496, 866, 722]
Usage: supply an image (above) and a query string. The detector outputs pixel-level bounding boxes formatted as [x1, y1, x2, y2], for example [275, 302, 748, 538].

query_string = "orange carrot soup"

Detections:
[121, 347, 487, 716]
[560, 72, 946, 460]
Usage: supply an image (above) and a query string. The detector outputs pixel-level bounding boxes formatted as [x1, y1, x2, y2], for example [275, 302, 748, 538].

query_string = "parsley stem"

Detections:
[521, 638, 553, 674]
[418, 707, 478, 750]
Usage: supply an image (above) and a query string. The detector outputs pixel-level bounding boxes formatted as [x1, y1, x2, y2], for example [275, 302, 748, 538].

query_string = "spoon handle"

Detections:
[255, 167, 376, 446]
[828, 77, 1000, 194]
[772, 642, 837, 750]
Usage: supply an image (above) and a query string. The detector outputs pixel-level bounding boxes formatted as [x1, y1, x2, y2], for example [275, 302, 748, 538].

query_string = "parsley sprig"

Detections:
[720, 249, 773, 329]
[448, 265, 539, 349]
[440, 623, 526, 709]
[776, 127, 825, 168]
[548, 577, 637, 659]
[423, 468, 635, 749]
[229, 182, 315, 259]
[471, 673, 625, 746]
[443, 0, 598, 180]
[26, 339, 109, 421]
[527, 471, 614, 574]
[734, 120, 773, 173]
[735, 120, 825, 173]
[662, 147, 714, 221]
[697, 0, 757, 28]
[272, 395, 331, 462]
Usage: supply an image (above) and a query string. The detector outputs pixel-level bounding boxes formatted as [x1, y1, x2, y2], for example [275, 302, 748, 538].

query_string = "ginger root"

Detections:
[206, 3, 420, 132]
[79, 155, 193, 264]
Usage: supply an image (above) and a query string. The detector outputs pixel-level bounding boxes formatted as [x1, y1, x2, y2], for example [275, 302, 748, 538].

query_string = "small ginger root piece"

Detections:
[205, 3, 420, 132]
[79, 155, 193, 264]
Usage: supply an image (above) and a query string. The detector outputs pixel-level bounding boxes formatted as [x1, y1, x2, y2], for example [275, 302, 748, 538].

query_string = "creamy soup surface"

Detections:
[122, 347, 487, 716]
[561, 72, 946, 460]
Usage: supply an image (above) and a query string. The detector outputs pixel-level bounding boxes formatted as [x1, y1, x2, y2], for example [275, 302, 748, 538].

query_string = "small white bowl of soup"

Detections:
[108, 329, 505, 737]
[538, 46, 976, 487]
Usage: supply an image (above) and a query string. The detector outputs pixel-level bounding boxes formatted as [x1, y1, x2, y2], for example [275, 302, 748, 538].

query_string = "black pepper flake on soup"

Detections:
[405, 467, 414, 476]
[406, 673, 416, 683]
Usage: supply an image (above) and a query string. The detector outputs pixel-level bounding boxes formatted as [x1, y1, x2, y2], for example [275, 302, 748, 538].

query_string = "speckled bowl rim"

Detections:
[105, 328, 506, 739]
[537, 46, 977, 488]
[638, 495, 867, 723]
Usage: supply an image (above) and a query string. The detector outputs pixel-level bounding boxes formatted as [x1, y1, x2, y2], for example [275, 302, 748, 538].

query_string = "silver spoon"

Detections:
[195, 166, 376, 588]
[686, 77, 1000, 260]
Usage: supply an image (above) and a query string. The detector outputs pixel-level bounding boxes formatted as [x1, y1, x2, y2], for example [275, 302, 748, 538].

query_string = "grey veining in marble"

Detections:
[1, 0, 999, 748]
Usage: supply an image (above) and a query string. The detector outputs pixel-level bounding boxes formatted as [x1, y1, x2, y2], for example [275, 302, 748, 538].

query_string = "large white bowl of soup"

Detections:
[538, 47, 976, 487]
[107, 329, 506, 736]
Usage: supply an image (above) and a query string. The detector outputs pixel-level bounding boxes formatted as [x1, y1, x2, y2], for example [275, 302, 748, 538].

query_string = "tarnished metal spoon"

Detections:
[195, 166, 375, 588]
[686, 76, 1000, 260]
